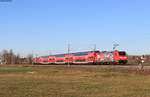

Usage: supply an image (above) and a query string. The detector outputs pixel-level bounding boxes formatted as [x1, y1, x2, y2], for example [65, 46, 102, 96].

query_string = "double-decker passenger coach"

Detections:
[33, 50, 128, 65]
[72, 51, 99, 64]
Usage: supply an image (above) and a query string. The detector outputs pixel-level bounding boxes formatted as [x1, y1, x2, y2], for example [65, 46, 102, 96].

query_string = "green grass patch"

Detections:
[0, 65, 150, 97]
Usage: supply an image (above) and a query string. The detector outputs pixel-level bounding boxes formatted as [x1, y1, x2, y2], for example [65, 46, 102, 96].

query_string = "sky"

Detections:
[0, 0, 150, 56]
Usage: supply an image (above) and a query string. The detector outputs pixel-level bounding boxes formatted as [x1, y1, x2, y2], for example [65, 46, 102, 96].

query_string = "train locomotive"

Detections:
[33, 50, 128, 65]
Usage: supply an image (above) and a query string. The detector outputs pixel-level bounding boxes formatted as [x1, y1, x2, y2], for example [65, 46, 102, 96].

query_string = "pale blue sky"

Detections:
[0, 0, 150, 56]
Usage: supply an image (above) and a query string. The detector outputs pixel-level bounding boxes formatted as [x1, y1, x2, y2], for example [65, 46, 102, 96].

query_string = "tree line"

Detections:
[0, 49, 33, 65]
[128, 55, 150, 65]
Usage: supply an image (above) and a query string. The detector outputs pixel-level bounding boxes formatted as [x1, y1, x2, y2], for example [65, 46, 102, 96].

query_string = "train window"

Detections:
[43, 61, 48, 62]
[75, 59, 86, 62]
[49, 58, 54, 60]
[88, 56, 94, 59]
[119, 52, 126, 56]
[65, 57, 73, 59]
[56, 60, 64, 62]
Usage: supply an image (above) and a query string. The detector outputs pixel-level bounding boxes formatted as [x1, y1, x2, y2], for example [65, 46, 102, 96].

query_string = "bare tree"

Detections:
[0, 52, 2, 64]
[14, 54, 20, 64]
[2, 50, 9, 64]
[1, 49, 21, 65]
[27, 54, 33, 64]
[9, 49, 14, 64]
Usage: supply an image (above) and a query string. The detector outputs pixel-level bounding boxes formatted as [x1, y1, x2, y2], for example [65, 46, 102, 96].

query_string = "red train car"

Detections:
[36, 57, 45, 64]
[48, 56, 56, 64]
[72, 51, 99, 64]
[54, 54, 66, 64]
[42, 56, 49, 64]
[33, 50, 127, 65]
[65, 54, 74, 64]
[32, 58, 37, 64]
[96, 50, 127, 64]
[96, 51, 114, 64]
[113, 51, 128, 64]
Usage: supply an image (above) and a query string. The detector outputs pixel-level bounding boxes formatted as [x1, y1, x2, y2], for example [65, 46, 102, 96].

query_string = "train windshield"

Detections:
[119, 52, 126, 56]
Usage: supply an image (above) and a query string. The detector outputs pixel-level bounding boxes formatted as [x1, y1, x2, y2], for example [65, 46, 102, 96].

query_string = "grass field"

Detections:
[0, 65, 150, 97]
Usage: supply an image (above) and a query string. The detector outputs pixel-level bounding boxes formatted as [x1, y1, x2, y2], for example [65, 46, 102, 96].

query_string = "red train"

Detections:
[33, 50, 128, 65]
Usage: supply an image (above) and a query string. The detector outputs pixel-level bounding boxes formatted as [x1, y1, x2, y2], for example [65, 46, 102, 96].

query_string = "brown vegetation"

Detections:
[0, 49, 33, 65]
[0, 65, 150, 97]
[128, 55, 150, 65]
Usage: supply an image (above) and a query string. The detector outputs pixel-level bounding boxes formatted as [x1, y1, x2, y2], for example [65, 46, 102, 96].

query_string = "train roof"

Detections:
[73, 50, 99, 53]
[39, 50, 100, 58]
[51, 51, 99, 57]
[100, 50, 126, 53]
[72, 51, 99, 56]
[54, 54, 66, 57]
[40, 56, 49, 58]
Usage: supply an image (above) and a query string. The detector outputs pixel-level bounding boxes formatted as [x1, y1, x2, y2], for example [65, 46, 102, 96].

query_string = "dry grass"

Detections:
[0, 65, 150, 97]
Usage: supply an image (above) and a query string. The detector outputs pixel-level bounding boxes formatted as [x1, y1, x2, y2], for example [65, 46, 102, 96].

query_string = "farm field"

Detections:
[0, 65, 150, 97]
